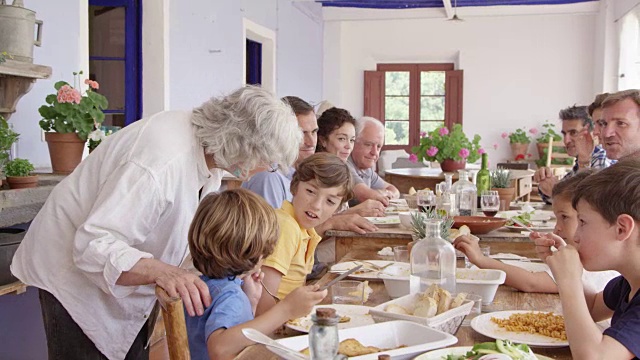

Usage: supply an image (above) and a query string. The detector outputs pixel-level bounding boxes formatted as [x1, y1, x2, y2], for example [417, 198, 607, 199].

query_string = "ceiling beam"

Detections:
[442, 0, 454, 19]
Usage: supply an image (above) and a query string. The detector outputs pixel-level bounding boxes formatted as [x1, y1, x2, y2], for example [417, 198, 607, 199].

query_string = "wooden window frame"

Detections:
[364, 63, 463, 152]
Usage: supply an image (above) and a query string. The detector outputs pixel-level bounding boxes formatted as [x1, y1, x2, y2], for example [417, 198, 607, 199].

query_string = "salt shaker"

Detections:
[309, 308, 339, 360]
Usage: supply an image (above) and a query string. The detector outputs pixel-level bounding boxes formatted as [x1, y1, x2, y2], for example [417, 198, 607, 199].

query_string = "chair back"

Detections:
[156, 286, 191, 360]
[545, 137, 574, 177]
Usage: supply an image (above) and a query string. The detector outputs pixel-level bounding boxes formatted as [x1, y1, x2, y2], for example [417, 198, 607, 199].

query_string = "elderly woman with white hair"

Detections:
[11, 86, 301, 360]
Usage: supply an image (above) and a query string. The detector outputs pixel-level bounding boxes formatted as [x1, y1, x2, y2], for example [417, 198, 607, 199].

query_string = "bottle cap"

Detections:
[315, 307, 337, 319]
[377, 355, 391, 360]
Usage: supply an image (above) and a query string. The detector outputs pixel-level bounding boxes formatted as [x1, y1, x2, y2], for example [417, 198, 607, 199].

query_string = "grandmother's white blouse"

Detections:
[11, 111, 223, 360]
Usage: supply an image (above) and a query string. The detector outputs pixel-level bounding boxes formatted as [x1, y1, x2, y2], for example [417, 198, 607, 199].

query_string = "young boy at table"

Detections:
[536, 158, 640, 359]
[257, 153, 353, 315]
[454, 170, 616, 293]
[184, 189, 326, 360]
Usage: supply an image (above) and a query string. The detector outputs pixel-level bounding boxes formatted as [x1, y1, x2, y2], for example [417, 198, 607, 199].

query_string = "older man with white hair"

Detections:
[348, 116, 400, 206]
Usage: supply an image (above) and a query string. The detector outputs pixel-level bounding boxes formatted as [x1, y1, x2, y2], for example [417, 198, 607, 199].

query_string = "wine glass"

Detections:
[481, 190, 500, 217]
[417, 189, 436, 213]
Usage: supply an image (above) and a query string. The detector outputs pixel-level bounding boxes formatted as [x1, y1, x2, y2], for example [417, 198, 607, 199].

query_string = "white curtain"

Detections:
[618, 5, 640, 90]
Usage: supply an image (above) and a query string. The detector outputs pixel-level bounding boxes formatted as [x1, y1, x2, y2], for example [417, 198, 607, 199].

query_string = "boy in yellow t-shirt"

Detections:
[257, 153, 354, 315]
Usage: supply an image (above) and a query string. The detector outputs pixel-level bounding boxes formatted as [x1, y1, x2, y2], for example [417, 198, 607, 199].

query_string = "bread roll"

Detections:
[450, 292, 467, 309]
[436, 288, 452, 315]
[386, 304, 410, 315]
[413, 297, 438, 318]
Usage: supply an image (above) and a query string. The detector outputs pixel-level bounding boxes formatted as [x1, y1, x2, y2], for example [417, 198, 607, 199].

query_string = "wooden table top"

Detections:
[236, 247, 573, 360]
[325, 224, 531, 242]
[385, 168, 535, 180]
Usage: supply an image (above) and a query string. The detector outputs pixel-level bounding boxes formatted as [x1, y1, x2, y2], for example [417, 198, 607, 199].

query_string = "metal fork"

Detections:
[260, 278, 280, 303]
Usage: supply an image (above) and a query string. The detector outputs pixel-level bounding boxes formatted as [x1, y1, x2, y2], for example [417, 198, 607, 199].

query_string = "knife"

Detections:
[318, 264, 363, 291]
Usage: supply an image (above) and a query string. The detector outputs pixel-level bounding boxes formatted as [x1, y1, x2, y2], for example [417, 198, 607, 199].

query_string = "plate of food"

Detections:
[384, 205, 410, 215]
[500, 210, 555, 222]
[470, 311, 569, 347]
[285, 304, 374, 333]
[504, 223, 555, 232]
[365, 216, 401, 227]
[329, 261, 395, 280]
[414, 342, 554, 359]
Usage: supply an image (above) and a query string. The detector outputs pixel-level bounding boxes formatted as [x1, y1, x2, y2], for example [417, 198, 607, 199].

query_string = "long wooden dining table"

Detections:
[236, 246, 573, 360]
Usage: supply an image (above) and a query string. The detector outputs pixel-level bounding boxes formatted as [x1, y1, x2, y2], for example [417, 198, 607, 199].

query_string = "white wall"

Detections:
[323, 9, 599, 164]
[8, 0, 323, 168]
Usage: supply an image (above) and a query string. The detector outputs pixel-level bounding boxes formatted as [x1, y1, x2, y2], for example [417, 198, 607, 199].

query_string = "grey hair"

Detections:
[191, 86, 301, 175]
[356, 116, 385, 138]
[558, 105, 593, 131]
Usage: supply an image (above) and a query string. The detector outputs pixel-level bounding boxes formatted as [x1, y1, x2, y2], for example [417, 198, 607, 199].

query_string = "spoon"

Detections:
[241, 328, 309, 360]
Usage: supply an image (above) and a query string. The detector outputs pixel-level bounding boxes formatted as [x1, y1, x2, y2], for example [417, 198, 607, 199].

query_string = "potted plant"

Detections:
[4, 158, 37, 189]
[490, 169, 515, 211]
[0, 115, 19, 187]
[535, 121, 563, 159]
[412, 124, 483, 172]
[38, 70, 108, 174]
[502, 128, 534, 160]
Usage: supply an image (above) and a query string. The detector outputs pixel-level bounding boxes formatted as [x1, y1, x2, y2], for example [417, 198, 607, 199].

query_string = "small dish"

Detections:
[364, 216, 401, 227]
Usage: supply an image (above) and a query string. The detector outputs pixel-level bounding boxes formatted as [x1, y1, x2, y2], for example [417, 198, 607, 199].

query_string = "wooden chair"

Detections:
[156, 286, 191, 360]
[545, 137, 573, 177]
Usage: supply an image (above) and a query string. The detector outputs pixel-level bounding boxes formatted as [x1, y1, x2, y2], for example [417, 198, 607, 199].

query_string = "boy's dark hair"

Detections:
[587, 93, 610, 116]
[559, 105, 593, 131]
[572, 158, 640, 224]
[316, 107, 356, 153]
[188, 189, 279, 278]
[282, 96, 314, 117]
[552, 169, 595, 201]
[290, 152, 354, 206]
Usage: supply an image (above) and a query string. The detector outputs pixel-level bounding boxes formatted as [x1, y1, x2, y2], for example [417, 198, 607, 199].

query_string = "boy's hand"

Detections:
[242, 270, 264, 310]
[546, 245, 583, 287]
[453, 235, 483, 264]
[532, 232, 566, 260]
[281, 285, 327, 319]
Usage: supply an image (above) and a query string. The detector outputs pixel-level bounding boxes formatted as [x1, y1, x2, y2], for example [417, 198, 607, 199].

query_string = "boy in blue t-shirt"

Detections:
[185, 189, 326, 360]
[536, 158, 640, 359]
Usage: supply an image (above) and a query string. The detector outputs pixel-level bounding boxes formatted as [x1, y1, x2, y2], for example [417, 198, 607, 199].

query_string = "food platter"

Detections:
[329, 260, 395, 280]
[364, 216, 400, 227]
[470, 311, 569, 347]
[504, 224, 555, 232]
[414, 346, 554, 359]
[285, 304, 374, 333]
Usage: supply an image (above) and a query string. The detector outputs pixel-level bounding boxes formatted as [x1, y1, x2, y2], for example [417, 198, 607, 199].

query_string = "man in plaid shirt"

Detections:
[535, 103, 615, 204]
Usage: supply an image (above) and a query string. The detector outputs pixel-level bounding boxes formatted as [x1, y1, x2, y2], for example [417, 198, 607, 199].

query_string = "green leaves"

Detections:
[4, 158, 35, 177]
[412, 124, 483, 164]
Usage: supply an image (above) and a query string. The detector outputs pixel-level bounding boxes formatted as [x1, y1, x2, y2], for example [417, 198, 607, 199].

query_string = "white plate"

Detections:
[414, 346, 554, 360]
[499, 210, 555, 221]
[504, 224, 555, 232]
[275, 320, 458, 360]
[470, 311, 569, 347]
[329, 260, 395, 280]
[364, 216, 401, 227]
[285, 304, 374, 333]
[384, 206, 410, 215]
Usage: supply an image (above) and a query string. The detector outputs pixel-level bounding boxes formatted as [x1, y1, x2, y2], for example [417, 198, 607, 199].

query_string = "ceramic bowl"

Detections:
[452, 216, 506, 235]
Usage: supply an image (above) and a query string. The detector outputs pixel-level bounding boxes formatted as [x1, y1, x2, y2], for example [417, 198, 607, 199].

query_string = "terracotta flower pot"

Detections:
[439, 159, 466, 173]
[44, 132, 85, 174]
[6, 175, 38, 189]
[510, 143, 529, 160]
[492, 187, 516, 211]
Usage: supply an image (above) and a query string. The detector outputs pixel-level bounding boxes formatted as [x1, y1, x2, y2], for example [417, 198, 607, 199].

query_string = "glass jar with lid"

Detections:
[309, 308, 339, 359]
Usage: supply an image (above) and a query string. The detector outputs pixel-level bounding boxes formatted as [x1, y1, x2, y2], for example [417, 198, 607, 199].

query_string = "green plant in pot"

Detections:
[412, 124, 482, 173]
[0, 115, 19, 185]
[491, 169, 515, 211]
[38, 70, 109, 174]
[4, 158, 37, 189]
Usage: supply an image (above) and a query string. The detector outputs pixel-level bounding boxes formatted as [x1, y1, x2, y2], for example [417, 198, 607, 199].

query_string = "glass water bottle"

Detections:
[309, 308, 339, 360]
[409, 219, 457, 294]
[451, 169, 477, 216]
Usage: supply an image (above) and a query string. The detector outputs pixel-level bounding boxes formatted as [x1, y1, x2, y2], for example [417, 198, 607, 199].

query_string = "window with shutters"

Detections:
[364, 63, 463, 152]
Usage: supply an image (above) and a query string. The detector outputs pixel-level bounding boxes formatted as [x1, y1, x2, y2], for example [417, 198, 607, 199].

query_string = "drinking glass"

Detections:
[393, 245, 409, 263]
[462, 294, 483, 326]
[332, 280, 364, 305]
[481, 191, 500, 217]
[464, 244, 490, 268]
[417, 189, 436, 213]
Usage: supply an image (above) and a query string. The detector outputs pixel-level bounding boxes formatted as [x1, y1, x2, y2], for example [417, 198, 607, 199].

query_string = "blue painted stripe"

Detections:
[318, 0, 596, 9]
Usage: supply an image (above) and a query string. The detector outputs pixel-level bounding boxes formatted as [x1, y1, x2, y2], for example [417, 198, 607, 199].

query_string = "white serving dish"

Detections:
[398, 211, 421, 229]
[369, 294, 473, 335]
[455, 268, 506, 305]
[274, 320, 458, 360]
[378, 263, 410, 298]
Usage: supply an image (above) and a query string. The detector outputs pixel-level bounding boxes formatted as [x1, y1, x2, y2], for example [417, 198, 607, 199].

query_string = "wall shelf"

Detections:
[0, 59, 52, 120]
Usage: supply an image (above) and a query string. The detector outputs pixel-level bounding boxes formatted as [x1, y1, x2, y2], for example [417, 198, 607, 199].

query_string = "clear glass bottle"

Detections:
[476, 153, 491, 208]
[309, 308, 339, 360]
[450, 170, 477, 216]
[409, 219, 457, 294]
